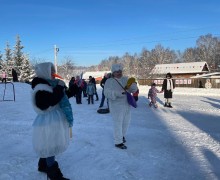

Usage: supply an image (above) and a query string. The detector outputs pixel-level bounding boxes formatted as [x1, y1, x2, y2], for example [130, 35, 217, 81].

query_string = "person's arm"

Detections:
[104, 79, 125, 100]
[35, 85, 64, 110]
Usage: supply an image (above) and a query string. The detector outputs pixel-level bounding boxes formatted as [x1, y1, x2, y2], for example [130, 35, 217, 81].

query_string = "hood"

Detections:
[35, 62, 55, 80]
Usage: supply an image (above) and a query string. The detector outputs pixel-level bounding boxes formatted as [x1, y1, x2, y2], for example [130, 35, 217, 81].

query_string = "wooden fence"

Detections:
[138, 78, 220, 89]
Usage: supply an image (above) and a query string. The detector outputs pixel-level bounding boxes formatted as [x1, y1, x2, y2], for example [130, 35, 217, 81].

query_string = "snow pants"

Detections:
[110, 105, 131, 144]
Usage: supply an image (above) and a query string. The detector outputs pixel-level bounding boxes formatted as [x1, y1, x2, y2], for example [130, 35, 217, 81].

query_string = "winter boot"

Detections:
[168, 103, 173, 108]
[38, 158, 47, 173]
[164, 102, 168, 107]
[115, 143, 127, 149]
[47, 162, 69, 180]
[149, 102, 152, 107]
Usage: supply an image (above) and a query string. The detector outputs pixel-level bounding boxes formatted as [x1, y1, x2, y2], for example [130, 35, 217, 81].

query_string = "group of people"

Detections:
[1, 68, 18, 83]
[31, 62, 174, 179]
[68, 75, 99, 105]
[148, 72, 175, 108]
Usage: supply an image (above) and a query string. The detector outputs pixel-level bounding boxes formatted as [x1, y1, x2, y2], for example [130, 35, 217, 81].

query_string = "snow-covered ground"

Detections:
[0, 82, 220, 180]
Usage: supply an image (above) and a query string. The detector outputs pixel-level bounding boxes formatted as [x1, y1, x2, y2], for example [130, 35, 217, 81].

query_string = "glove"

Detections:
[125, 77, 136, 89]
[58, 80, 65, 87]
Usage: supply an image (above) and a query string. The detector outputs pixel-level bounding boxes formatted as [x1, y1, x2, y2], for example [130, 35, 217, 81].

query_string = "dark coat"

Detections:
[162, 79, 175, 98]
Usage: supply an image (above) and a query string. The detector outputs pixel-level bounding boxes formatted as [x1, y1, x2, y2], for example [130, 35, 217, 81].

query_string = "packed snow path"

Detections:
[0, 83, 220, 180]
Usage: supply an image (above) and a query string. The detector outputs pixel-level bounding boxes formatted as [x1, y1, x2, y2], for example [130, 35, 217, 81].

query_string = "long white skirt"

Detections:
[32, 108, 70, 158]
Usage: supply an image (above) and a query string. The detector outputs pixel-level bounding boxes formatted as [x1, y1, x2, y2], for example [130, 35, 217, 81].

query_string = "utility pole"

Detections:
[54, 45, 59, 72]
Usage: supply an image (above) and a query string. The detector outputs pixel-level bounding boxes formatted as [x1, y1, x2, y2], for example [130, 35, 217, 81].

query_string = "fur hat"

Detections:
[111, 64, 123, 73]
[166, 72, 172, 78]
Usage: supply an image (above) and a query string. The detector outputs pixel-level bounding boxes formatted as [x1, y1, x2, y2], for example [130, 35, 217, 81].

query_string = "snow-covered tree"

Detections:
[5, 42, 14, 69]
[0, 51, 4, 71]
[19, 54, 34, 82]
[13, 35, 24, 70]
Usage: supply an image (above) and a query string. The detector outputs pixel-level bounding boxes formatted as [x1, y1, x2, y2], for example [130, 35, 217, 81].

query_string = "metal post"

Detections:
[54, 45, 59, 72]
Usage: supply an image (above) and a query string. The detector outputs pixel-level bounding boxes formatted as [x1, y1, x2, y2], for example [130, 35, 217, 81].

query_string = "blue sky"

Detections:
[1, 0, 220, 66]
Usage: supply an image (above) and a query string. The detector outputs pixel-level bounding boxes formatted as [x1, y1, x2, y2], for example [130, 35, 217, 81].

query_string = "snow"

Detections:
[0, 82, 220, 180]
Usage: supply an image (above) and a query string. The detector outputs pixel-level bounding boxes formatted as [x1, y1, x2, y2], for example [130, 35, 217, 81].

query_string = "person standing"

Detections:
[161, 72, 175, 108]
[75, 75, 83, 104]
[99, 73, 110, 108]
[86, 81, 96, 104]
[12, 68, 18, 82]
[89, 76, 99, 101]
[104, 64, 137, 149]
[1, 71, 7, 83]
[82, 79, 88, 97]
[31, 62, 73, 180]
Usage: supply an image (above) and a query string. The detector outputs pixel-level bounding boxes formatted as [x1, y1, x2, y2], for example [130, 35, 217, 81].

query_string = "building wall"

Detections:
[138, 78, 220, 88]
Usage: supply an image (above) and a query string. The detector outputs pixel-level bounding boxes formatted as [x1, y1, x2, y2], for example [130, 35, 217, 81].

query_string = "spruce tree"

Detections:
[4, 42, 14, 77]
[0, 51, 4, 71]
[19, 54, 34, 82]
[13, 35, 24, 70]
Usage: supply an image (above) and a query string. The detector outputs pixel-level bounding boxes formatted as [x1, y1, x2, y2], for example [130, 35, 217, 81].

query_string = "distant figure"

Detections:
[148, 83, 161, 108]
[161, 73, 175, 108]
[68, 77, 77, 98]
[199, 80, 203, 88]
[12, 68, 18, 82]
[89, 76, 99, 101]
[82, 79, 88, 97]
[99, 73, 111, 108]
[86, 81, 96, 104]
[75, 75, 84, 104]
[1, 71, 7, 83]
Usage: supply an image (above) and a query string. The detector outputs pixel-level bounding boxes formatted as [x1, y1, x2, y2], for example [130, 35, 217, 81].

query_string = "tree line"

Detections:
[89, 34, 220, 78]
[1, 34, 219, 82]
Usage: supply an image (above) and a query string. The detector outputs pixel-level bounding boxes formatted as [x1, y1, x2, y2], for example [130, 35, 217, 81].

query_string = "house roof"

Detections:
[82, 71, 111, 80]
[190, 72, 220, 79]
[150, 61, 210, 75]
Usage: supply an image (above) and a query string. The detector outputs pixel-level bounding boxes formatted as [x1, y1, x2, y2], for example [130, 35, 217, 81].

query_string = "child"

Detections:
[148, 83, 161, 108]
[86, 81, 96, 104]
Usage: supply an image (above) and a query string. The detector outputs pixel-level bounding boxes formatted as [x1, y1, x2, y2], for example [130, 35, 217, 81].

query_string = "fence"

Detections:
[138, 78, 220, 89]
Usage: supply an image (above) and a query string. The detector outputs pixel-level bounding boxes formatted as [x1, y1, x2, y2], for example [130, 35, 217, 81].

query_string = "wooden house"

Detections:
[150, 61, 210, 78]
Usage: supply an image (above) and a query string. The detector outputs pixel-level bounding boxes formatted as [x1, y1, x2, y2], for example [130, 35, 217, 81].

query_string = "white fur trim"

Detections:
[32, 84, 56, 114]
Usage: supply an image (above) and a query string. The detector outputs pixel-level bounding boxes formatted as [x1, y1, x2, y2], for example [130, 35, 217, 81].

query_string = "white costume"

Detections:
[31, 62, 70, 158]
[104, 64, 137, 145]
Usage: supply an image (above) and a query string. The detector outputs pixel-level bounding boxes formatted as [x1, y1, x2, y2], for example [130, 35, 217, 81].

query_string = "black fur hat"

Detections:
[166, 73, 172, 78]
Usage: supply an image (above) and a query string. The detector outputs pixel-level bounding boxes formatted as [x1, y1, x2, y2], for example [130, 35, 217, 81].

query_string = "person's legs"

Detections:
[164, 98, 169, 107]
[99, 90, 105, 107]
[88, 95, 91, 104]
[112, 109, 124, 145]
[46, 156, 55, 167]
[91, 95, 94, 104]
[167, 98, 173, 108]
[38, 158, 47, 173]
[95, 91, 99, 101]
[122, 107, 131, 139]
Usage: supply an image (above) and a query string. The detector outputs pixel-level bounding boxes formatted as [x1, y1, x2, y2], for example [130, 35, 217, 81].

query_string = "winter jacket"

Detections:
[162, 78, 175, 98]
[86, 83, 96, 95]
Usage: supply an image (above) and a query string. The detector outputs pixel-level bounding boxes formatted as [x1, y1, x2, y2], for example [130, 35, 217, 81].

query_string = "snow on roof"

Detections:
[150, 61, 209, 74]
[190, 72, 220, 78]
[82, 71, 111, 80]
